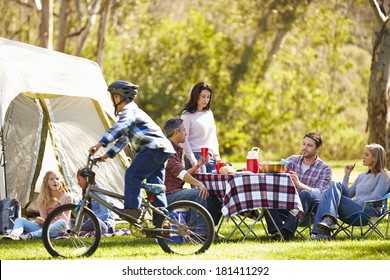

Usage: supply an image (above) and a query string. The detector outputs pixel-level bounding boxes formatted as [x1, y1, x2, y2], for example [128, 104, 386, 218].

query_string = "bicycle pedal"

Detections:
[129, 224, 147, 238]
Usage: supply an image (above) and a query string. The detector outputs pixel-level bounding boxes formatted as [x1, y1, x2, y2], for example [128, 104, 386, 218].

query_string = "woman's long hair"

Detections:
[37, 170, 69, 210]
[182, 82, 213, 113]
[367, 144, 390, 177]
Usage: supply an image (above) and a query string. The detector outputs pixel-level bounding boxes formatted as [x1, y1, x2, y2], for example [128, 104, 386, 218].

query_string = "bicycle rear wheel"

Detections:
[156, 200, 215, 255]
[42, 203, 101, 258]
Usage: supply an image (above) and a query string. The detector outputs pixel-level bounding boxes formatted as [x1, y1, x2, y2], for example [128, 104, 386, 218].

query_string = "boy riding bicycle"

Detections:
[89, 80, 174, 224]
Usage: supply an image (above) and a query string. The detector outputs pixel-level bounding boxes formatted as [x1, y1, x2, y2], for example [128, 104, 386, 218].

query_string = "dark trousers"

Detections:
[264, 190, 315, 234]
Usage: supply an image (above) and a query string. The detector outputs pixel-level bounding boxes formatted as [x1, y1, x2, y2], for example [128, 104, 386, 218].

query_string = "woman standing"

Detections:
[181, 82, 221, 173]
[312, 143, 390, 240]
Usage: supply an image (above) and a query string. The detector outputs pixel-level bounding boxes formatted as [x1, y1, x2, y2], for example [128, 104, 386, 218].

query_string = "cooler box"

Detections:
[166, 210, 188, 243]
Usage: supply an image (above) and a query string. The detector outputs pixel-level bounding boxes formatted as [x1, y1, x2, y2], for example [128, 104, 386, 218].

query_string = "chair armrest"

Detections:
[364, 193, 390, 208]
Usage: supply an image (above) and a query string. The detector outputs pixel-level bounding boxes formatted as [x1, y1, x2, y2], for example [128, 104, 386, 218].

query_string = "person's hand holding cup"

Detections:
[201, 147, 209, 158]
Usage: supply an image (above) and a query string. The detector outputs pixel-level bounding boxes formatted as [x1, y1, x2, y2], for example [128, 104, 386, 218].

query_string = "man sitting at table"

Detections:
[163, 117, 222, 226]
[264, 132, 332, 241]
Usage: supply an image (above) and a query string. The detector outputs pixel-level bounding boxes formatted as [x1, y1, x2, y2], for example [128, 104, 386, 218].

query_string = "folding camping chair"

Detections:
[331, 192, 390, 239]
[296, 199, 319, 239]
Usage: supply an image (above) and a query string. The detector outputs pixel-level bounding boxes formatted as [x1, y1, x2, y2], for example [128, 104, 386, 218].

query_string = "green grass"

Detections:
[1, 160, 389, 260]
[1, 220, 389, 260]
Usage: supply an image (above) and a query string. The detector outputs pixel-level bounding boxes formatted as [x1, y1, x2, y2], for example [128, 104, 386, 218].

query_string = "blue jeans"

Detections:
[167, 188, 221, 225]
[265, 190, 319, 234]
[124, 148, 171, 210]
[167, 188, 221, 235]
[184, 152, 215, 173]
[81, 218, 113, 235]
[312, 181, 377, 236]
[11, 217, 68, 239]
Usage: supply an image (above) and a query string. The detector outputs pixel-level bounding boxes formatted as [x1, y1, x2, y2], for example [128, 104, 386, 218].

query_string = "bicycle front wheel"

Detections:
[42, 203, 101, 258]
[156, 200, 215, 255]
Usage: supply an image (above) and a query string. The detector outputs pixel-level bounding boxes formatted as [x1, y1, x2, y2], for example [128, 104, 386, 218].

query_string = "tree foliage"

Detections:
[1, 0, 375, 161]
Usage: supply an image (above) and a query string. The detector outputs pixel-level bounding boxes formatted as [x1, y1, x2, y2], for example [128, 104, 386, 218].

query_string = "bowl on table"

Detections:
[219, 165, 236, 174]
[259, 162, 287, 173]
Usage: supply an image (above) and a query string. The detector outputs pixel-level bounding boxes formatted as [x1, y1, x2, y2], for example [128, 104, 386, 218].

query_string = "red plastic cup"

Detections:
[216, 162, 225, 174]
[200, 147, 209, 157]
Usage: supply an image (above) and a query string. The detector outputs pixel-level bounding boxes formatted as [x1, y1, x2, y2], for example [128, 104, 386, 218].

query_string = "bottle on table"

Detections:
[246, 147, 260, 173]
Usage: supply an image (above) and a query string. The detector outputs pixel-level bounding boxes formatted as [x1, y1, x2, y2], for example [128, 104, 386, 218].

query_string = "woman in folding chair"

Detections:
[311, 143, 390, 240]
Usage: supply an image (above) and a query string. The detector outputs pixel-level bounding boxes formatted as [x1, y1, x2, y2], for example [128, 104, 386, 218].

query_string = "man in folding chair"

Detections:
[163, 118, 222, 230]
[264, 132, 332, 241]
[311, 143, 390, 240]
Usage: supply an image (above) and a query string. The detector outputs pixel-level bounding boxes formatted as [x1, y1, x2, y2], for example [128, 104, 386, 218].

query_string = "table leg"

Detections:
[225, 211, 262, 242]
[225, 216, 248, 241]
[241, 210, 263, 242]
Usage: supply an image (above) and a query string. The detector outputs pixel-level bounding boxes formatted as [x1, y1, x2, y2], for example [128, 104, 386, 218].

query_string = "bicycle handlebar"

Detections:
[86, 154, 101, 171]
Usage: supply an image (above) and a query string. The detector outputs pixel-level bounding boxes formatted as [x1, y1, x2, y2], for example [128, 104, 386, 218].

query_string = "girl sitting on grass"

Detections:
[2, 170, 72, 240]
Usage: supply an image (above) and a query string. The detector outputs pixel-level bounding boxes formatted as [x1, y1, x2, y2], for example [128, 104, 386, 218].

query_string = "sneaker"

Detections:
[271, 229, 294, 241]
[20, 233, 32, 240]
[310, 233, 330, 241]
[271, 232, 283, 241]
[317, 217, 337, 231]
[116, 208, 141, 224]
[281, 228, 294, 241]
[2, 233, 20, 240]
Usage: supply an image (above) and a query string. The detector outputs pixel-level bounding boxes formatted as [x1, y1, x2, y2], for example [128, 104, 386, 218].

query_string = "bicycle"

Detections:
[41, 156, 215, 258]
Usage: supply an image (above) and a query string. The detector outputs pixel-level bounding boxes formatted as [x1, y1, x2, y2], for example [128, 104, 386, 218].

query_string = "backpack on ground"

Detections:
[0, 197, 22, 233]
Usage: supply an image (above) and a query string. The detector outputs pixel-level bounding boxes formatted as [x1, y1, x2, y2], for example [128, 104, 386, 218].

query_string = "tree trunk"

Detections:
[57, 0, 71, 52]
[229, 0, 312, 94]
[367, 19, 390, 165]
[97, 0, 112, 68]
[72, 0, 103, 56]
[40, 0, 53, 49]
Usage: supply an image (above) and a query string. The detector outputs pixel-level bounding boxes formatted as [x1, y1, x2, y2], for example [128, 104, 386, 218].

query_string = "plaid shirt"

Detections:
[99, 102, 174, 157]
[287, 155, 332, 193]
[165, 141, 186, 195]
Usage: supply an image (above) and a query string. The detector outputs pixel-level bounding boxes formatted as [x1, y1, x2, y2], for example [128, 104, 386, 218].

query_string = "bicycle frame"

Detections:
[73, 179, 186, 236]
[42, 156, 215, 257]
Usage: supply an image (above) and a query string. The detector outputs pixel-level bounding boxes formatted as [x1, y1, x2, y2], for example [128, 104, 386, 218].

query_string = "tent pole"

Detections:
[0, 126, 8, 198]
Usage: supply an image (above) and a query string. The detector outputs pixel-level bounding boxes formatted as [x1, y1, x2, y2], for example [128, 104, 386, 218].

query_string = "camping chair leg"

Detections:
[351, 226, 357, 239]
[363, 217, 387, 239]
[260, 218, 270, 238]
[308, 217, 314, 237]
[332, 222, 356, 239]
[215, 217, 224, 236]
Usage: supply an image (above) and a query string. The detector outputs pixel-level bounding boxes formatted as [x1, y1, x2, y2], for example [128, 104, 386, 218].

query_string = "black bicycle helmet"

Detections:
[107, 80, 139, 101]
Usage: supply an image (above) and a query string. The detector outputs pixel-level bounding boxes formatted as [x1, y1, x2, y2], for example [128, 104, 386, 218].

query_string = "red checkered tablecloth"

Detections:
[195, 173, 303, 218]
[194, 173, 233, 199]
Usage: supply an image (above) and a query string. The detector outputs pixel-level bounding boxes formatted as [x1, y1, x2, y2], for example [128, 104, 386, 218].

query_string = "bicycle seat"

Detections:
[142, 183, 166, 195]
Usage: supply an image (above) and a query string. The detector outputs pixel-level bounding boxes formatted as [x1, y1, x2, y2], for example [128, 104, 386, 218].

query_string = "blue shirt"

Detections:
[99, 102, 174, 157]
[90, 186, 115, 229]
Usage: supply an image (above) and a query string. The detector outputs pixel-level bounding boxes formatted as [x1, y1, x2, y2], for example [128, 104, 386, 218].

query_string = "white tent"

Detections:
[0, 37, 127, 212]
